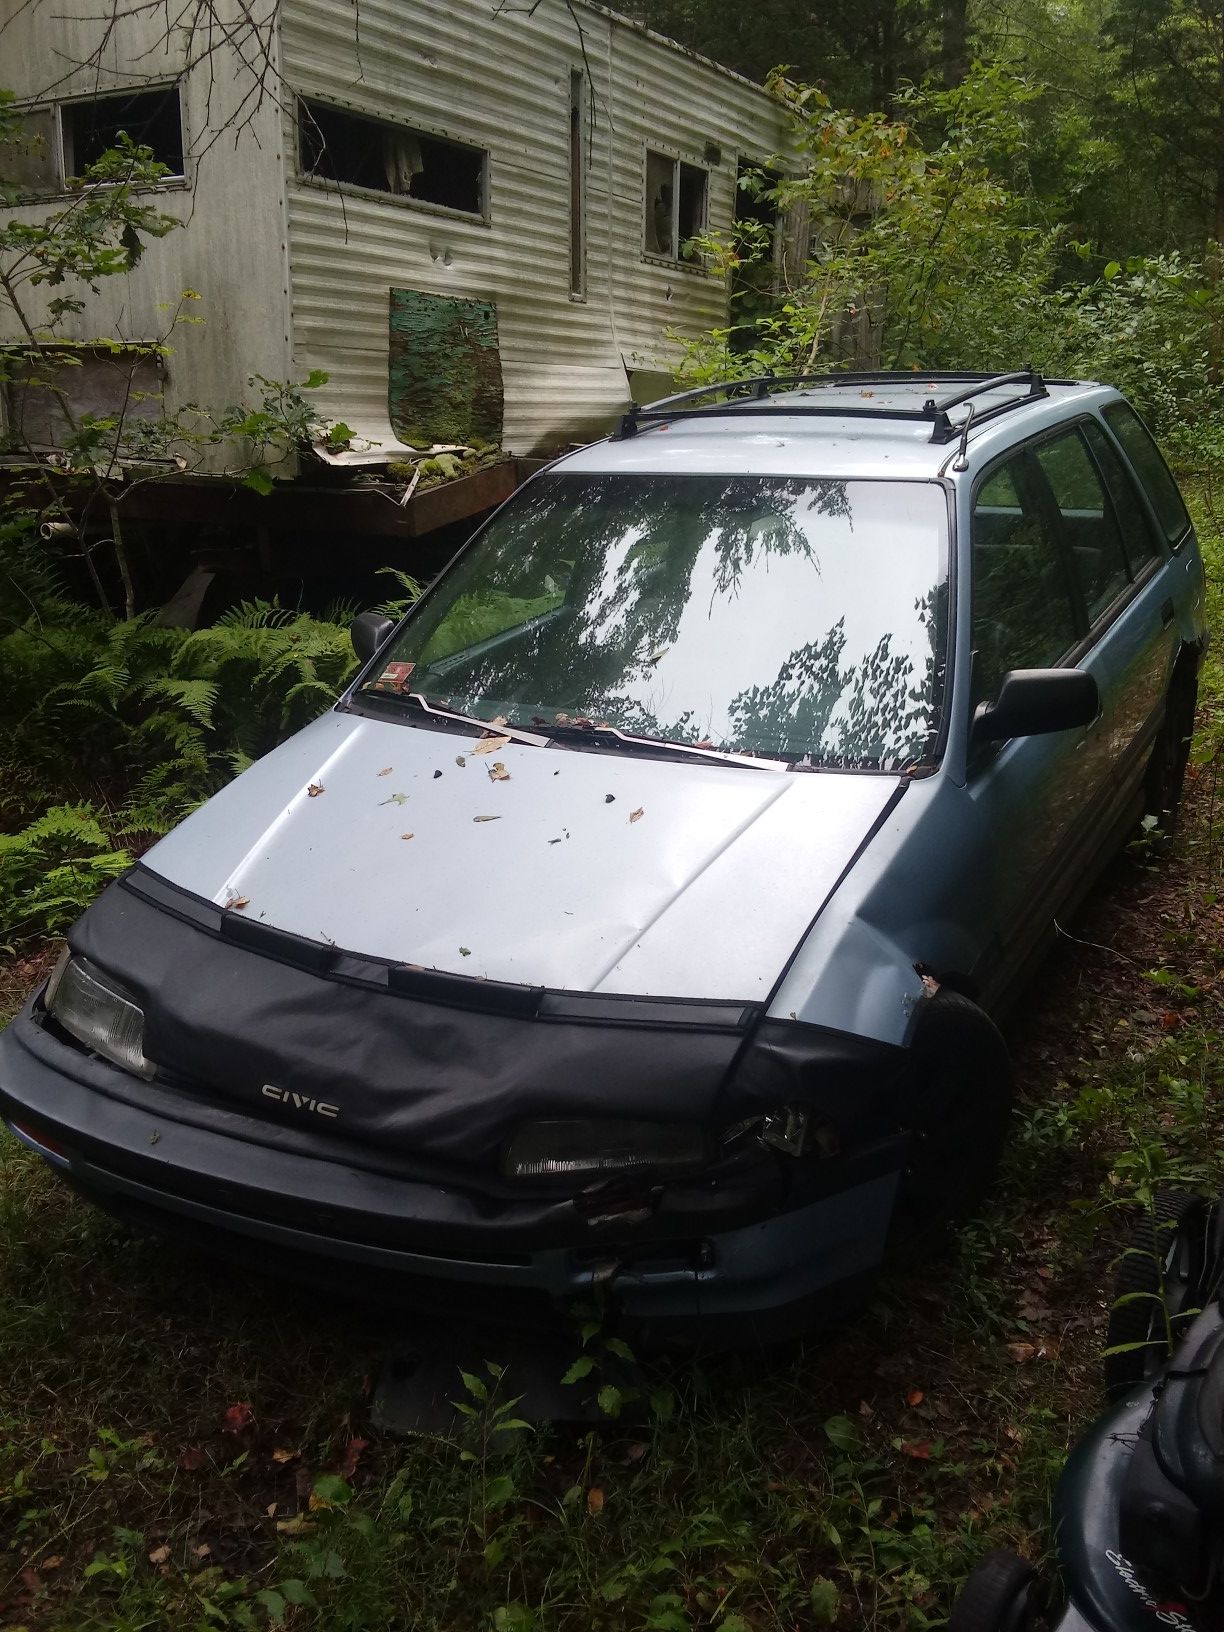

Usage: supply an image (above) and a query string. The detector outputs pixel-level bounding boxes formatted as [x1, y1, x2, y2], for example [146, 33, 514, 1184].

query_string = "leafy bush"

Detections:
[0, 591, 361, 948]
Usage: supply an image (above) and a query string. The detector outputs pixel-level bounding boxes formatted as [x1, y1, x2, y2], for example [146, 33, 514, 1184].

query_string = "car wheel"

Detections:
[1104, 1188, 1213, 1400]
[1144, 663, 1198, 837]
[901, 989, 1013, 1221]
[949, 1549, 1043, 1632]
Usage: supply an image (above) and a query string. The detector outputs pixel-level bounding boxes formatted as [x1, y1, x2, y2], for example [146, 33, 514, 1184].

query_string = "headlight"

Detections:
[502, 1119, 708, 1183]
[45, 952, 155, 1080]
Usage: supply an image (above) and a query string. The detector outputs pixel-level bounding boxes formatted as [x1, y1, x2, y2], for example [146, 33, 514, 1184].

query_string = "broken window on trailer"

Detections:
[644, 150, 708, 263]
[298, 99, 486, 217]
[0, 106, 60, 196]
[61, 87, 184, 179]
[2, 348, 164, 451]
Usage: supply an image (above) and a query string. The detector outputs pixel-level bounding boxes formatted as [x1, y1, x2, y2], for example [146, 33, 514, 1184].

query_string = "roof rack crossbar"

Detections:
[613, 367, 1050, 446]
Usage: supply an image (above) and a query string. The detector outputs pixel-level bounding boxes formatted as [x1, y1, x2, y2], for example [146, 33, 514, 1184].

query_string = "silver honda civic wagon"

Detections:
[0, 371, 1208, 1342]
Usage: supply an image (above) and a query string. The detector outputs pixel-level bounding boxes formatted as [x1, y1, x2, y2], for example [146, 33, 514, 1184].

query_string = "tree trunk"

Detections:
[870, 0, 899, 106]
[940, 0, 969, 87]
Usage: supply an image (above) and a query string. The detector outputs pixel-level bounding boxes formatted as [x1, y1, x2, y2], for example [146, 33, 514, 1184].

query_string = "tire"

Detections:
[949, 1549, 1042, 1632]
[1104, 1189, 1213, 1401]
[901, 990, 1014, 1221]
[1144, 663, 1198, 837]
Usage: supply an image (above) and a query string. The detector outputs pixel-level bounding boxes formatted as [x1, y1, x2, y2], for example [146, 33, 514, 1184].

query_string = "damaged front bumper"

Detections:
[0, 999, 904, 1341]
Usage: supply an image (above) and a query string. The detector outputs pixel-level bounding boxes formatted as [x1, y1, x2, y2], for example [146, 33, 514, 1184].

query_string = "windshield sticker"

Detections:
[373, 661, 415, 693]
[1106, 1552, 1196, 1629]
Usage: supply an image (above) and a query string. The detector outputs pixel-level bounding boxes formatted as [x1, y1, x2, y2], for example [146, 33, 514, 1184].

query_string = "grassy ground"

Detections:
[3, 493, 1224, 1632]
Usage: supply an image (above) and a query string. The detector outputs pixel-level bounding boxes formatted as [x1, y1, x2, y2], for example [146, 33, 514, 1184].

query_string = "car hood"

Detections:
[142, 709, 903, 1001]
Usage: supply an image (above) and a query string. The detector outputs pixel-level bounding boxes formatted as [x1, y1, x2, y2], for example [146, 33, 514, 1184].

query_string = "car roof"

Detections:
[558, 375, 1121, 481]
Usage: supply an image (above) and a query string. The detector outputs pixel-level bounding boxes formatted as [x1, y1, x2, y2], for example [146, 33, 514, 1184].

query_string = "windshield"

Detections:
[370, 473, 949, 769]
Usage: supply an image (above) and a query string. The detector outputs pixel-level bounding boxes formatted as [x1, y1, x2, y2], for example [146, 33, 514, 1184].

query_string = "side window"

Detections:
[1033, 428, 1130, 622]
[972, 454, 1078, 703]
[1103, 401, 1191, 547]
[1082, 419, 1162, 575]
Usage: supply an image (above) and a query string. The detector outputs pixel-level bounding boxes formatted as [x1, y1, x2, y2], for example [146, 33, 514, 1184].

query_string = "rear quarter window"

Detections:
[1102, 402, 1191, 548]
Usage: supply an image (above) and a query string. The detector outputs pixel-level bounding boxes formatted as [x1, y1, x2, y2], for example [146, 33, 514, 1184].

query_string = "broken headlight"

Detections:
[45, 952, 156, 1080]
[502, 1119, 709, 1183]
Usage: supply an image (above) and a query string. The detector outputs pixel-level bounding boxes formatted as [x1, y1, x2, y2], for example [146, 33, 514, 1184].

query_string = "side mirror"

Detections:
[351, 612, 394, 666]
[972, 667, 1099, 745]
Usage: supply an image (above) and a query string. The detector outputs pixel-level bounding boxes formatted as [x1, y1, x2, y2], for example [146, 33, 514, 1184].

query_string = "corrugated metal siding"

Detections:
[280, 0, 788, 455]
[0, 3, 292, 472]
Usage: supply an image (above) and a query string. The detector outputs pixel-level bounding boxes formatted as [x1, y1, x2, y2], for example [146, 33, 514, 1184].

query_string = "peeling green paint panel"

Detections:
[388, 288, 504, 448]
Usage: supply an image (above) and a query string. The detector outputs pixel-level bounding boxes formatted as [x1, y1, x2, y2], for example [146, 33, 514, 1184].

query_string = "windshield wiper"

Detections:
[536, 720, 784, 771]
[358, 688, 549, 746]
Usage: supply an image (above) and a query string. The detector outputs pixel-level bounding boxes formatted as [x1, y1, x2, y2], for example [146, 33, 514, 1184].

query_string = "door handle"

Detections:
[1161, 597, 1175, 628]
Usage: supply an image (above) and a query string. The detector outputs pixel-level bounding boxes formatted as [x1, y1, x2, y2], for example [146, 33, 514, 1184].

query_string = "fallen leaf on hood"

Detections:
[401, 832, 415, 841]
[629, 807, 644, 823]
[473, 733, 512, 757]
[473, 814, 501, 823]
[488, 762, 510, 782]
[586, 1486, 605, 1516]
[433, 769, 443, 779]
[271, 1447, 300, 1465]
[906, 1388, 925, 1408]
[377, 767, 393, 777]
[224, 895, 250, 911]
[148, 1544, 171, 1566]
[307, 783, 325, 797]
[221, 1402, 255, 1436]
[605, 794, 615, 803]
[380, 792, 408, 806]
[489, 715, 508, 727]
[459, 946, 472, 956]
[455, 755, 466, 767]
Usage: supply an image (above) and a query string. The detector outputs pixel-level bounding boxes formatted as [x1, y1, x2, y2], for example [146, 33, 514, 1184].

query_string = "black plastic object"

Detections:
[971, 667, 1099, 744]
[949, 1550, 1040, 1632]
[1104, 1189, 1214, 1400]
[351, 611, 394, 664]
[614, 369, 1052, 445]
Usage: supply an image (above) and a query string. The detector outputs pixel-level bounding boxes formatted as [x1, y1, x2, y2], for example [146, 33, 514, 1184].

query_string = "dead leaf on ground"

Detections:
[271, 1447, 299, 1465]
[275, 1515, 315, 1536]
[900, 1441, 931, 1460]
[473, 734, 512, 756]
[221, 1402, 255, 1436]
[193, 1544, 211, 1561]
[307, 783, 325, 797]
[629, 807, 644, 823]
[377, 767, 393, 777]
[335, 1436, 369, 1479]
[265, 1502, 278, 1518]
[586, 1486, 605, 1515]
[41, 1556, 63, 1572]
[178, 1445, 207, 1471]
[624, 1443, 647, 1463]
[858, 1400, 875, 1419]
[148, 1544, 171, 1566]
[473, 814, 501, 823]
[906, 1388, 924, 1407]
[1007, 1342, 1037, 1364]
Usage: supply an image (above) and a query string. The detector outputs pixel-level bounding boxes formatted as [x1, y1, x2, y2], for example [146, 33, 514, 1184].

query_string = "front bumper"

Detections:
[0, 1000, 904, 1339]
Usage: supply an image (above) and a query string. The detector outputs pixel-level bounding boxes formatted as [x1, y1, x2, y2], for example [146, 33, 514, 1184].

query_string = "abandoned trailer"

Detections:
[0, 0, 793, 602]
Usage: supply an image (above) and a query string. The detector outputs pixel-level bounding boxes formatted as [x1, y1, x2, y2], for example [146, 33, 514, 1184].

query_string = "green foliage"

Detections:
[0, 588, 364, 947]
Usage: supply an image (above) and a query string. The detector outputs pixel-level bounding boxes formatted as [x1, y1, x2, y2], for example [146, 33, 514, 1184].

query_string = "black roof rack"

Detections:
[614, 368, 1051, 446]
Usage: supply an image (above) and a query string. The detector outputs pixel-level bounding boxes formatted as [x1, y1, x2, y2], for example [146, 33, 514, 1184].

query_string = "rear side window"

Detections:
[1033, 428, 1130, 622]
[1082, 419, 1162, 575]
[1103, 402, 1191, 546]
[972, 454, 1077, 702]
